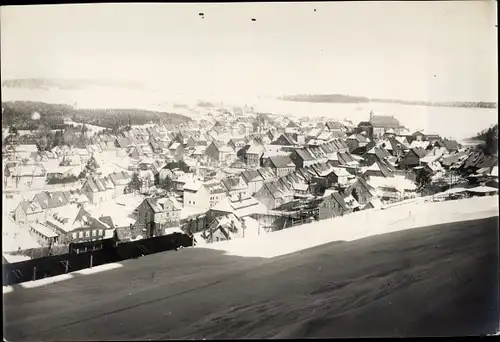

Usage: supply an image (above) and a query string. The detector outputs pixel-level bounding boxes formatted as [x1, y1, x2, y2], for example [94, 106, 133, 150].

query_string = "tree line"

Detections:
[2, 101, 192, 131]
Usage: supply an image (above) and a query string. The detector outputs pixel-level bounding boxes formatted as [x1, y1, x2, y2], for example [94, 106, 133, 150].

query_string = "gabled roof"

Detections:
[145, 197, 182, 213]
[204, 181, 227, 194]
[370, 115, 402, 128]
[442, 139, 460, 151]
[273, 133, 298, 145]
[294, 148, 316, 161]
[241, 169, 264, 183]
[325, 121, 345, 130]
[222, 176, 248, 191]
[258, 167, 277, 181]
[32, 191, 69, 209]
[286, 120, 299, 128]
[411, 147, 428, 159]
[322, 191, 349, 210]
[268, 155, 295, 169]
[18, 200, 44, 215]
[350, 176, 376, 194]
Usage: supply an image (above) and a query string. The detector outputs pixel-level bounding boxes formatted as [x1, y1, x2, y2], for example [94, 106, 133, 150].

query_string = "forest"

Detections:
[2, 101, 192, 131]
[473, 123, 498, 155]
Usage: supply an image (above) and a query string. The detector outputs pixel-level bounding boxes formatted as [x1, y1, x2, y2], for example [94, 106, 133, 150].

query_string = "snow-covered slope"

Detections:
[202, 196, 499, 258]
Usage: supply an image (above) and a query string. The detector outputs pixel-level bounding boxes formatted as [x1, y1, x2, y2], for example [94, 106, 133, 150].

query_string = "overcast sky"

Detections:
[1, 2, 497, 102]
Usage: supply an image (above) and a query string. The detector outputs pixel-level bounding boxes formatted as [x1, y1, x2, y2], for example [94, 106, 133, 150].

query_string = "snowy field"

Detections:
[203, 196, 499, 258]
[3, 212, 498, 339]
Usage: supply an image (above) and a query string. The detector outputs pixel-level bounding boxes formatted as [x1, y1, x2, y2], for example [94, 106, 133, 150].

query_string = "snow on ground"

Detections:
[2, 263, 125, 293]
[86, 194, 144, 226]
[2, 212, 42, 253]
[202, 196, 499, 259]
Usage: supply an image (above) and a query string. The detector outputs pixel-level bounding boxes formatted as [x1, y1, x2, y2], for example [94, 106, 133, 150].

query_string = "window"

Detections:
[98, 229, 103, 236]
[72, 232, 77, 239]
[78, 231, 83, 238]
[85, 230, 90, 238]
[193, 201, 196, 205]
[92, 230, 97, 237]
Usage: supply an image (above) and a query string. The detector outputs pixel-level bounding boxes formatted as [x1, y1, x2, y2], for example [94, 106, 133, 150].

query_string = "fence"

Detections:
[3, 233, 193, 286]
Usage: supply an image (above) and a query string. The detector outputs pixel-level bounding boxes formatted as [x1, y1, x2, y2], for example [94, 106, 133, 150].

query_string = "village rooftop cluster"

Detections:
[2, 107, 498, 263]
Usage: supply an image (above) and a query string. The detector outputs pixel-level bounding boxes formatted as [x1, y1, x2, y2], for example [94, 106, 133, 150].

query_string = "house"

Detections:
[362, 145, 392, 166]
[31, 191, 71, 215]
[344, 177, 377, 206]
[209, 196, 268, 221]
[311, 163, 353, 189]
[29, 222, 59, 246]
[258, 167, 277, 183]
[285, 120, 301, 134]
[46, 205, 110, 244]
[135, 197, 182, 238]
[62, 190, 89, 206]
[369, 113, 404, 138]
[441, 139, 461, 153]
[318, 191, 352, 220]
[228, 138, 247, 152]
[343, 194, 361, 212]
[14, 200, 45, 223]
[183, 179, 207, 209]
[191, 146, 207, 163]
[400, 147, 428, 168]
[222, 176, 250, 201]
[109, 171, 131, 197]
[290, 148, 317, 169]
[331, 151, 359, 168]
[356, 121, 374, 138]
[264, 155, 296, 177]
[241, 170, 265, 194]
[378, 138, 408, 158]
[325, 121, 346, 132]
[271, 133, 299, 146]
[206, 141, 235, 164]
[281, 173, 309, 197]
[205, 181, 228, 209]
[81, 176, 109, 205]
[346, 133, 370, 153]
[255, 181, 294, 210]
[114, 137, 134, 149]
[245, 144, 265, 168]
[362, 160, 395, 179]
[412, 131, 426, 142]
[168, 142, 185, 158]
[203, 213, 243, 244]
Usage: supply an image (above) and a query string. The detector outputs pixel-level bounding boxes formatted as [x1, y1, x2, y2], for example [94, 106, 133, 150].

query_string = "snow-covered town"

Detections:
[3, 107, 498, 262]
[2, 2, 499, 340]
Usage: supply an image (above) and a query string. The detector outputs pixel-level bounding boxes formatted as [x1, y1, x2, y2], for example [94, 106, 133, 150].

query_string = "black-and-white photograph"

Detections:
[1, 1, 498, 339]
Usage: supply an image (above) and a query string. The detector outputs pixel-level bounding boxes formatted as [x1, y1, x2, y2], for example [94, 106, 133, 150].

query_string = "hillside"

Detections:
[2, 101, 192, 130]
[280, 94, 497, 108]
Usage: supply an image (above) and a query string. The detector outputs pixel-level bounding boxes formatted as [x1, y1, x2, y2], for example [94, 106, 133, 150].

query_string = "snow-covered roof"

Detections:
[30, 222, 59, 238]
[466, 186, 499, 193]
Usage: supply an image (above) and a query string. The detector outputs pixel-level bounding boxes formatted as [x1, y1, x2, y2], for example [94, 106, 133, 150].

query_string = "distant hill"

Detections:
[1, 78, 146, 91]
[280, 94, 497, 108]
[1, 101, 192, 131]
